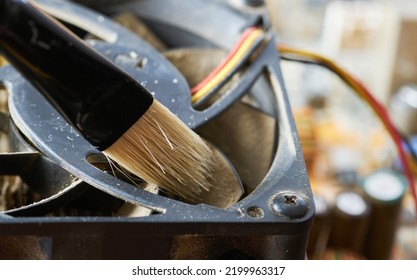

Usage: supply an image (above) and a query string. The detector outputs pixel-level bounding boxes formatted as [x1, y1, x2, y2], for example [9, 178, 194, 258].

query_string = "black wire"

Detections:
[280, 54, 351, 85]
[280, 54, 351, 87]
[280, 55, 318, 66]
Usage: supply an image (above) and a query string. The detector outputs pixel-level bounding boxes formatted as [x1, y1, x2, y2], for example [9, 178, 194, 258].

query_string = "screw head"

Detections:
[271, 193, 309, 219]
[231, 0, 264, 7]
[243, 0, 264, 7]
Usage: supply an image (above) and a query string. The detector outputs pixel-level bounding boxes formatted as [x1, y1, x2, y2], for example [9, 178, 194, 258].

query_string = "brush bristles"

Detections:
[103, 100, 213, 201]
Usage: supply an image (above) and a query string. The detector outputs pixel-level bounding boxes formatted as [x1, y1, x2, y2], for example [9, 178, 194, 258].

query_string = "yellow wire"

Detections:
[191, 29, 265, 103]
[0, 56, 7, 66]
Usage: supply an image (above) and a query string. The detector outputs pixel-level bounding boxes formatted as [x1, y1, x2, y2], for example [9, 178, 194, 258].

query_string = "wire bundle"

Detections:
[191, 26, 417, 213]
[278, 45, 417, 213]
[191, 27, 265, 104]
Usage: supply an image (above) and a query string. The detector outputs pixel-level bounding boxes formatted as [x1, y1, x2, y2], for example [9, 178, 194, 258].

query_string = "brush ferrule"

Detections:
[0, 0, 154, 150]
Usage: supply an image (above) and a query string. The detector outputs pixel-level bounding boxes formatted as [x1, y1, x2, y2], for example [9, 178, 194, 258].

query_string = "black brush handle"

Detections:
[0, 0, 153, 150]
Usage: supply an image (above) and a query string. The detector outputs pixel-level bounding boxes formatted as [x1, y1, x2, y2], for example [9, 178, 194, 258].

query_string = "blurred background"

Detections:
[266, 0, 417, 259]
[1, 0, 416, 260]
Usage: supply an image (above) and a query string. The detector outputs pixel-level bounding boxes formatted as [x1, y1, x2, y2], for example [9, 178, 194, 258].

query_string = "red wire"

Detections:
[190, 26, 258, 95]
[352, 77, 417, 212]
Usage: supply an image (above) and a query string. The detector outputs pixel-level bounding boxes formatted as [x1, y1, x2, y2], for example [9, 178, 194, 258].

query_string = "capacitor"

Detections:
[361, 169, 407, 259]
[328, 190, 371, 255]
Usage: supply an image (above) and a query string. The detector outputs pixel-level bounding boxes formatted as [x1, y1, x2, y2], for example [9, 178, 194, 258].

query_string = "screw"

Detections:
[284, 195, 297, 205]
[271, 193, 309, 219]
[232, 0, 264, 7]
[244, 0, 264, 7]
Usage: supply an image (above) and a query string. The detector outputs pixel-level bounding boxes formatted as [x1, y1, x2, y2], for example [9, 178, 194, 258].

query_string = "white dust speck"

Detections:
[130, 51, 138, 58]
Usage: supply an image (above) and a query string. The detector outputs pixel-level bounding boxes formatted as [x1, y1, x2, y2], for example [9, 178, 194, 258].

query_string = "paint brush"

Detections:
[0, 0, 213, 201]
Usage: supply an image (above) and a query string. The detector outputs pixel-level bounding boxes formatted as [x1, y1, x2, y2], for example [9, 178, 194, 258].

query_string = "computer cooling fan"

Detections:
[0, 0, 313, 259]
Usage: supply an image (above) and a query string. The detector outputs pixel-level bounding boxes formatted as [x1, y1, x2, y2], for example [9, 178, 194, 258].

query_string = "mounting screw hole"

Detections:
[136, 57, 148, 69]
[247, 206, 264, 219]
